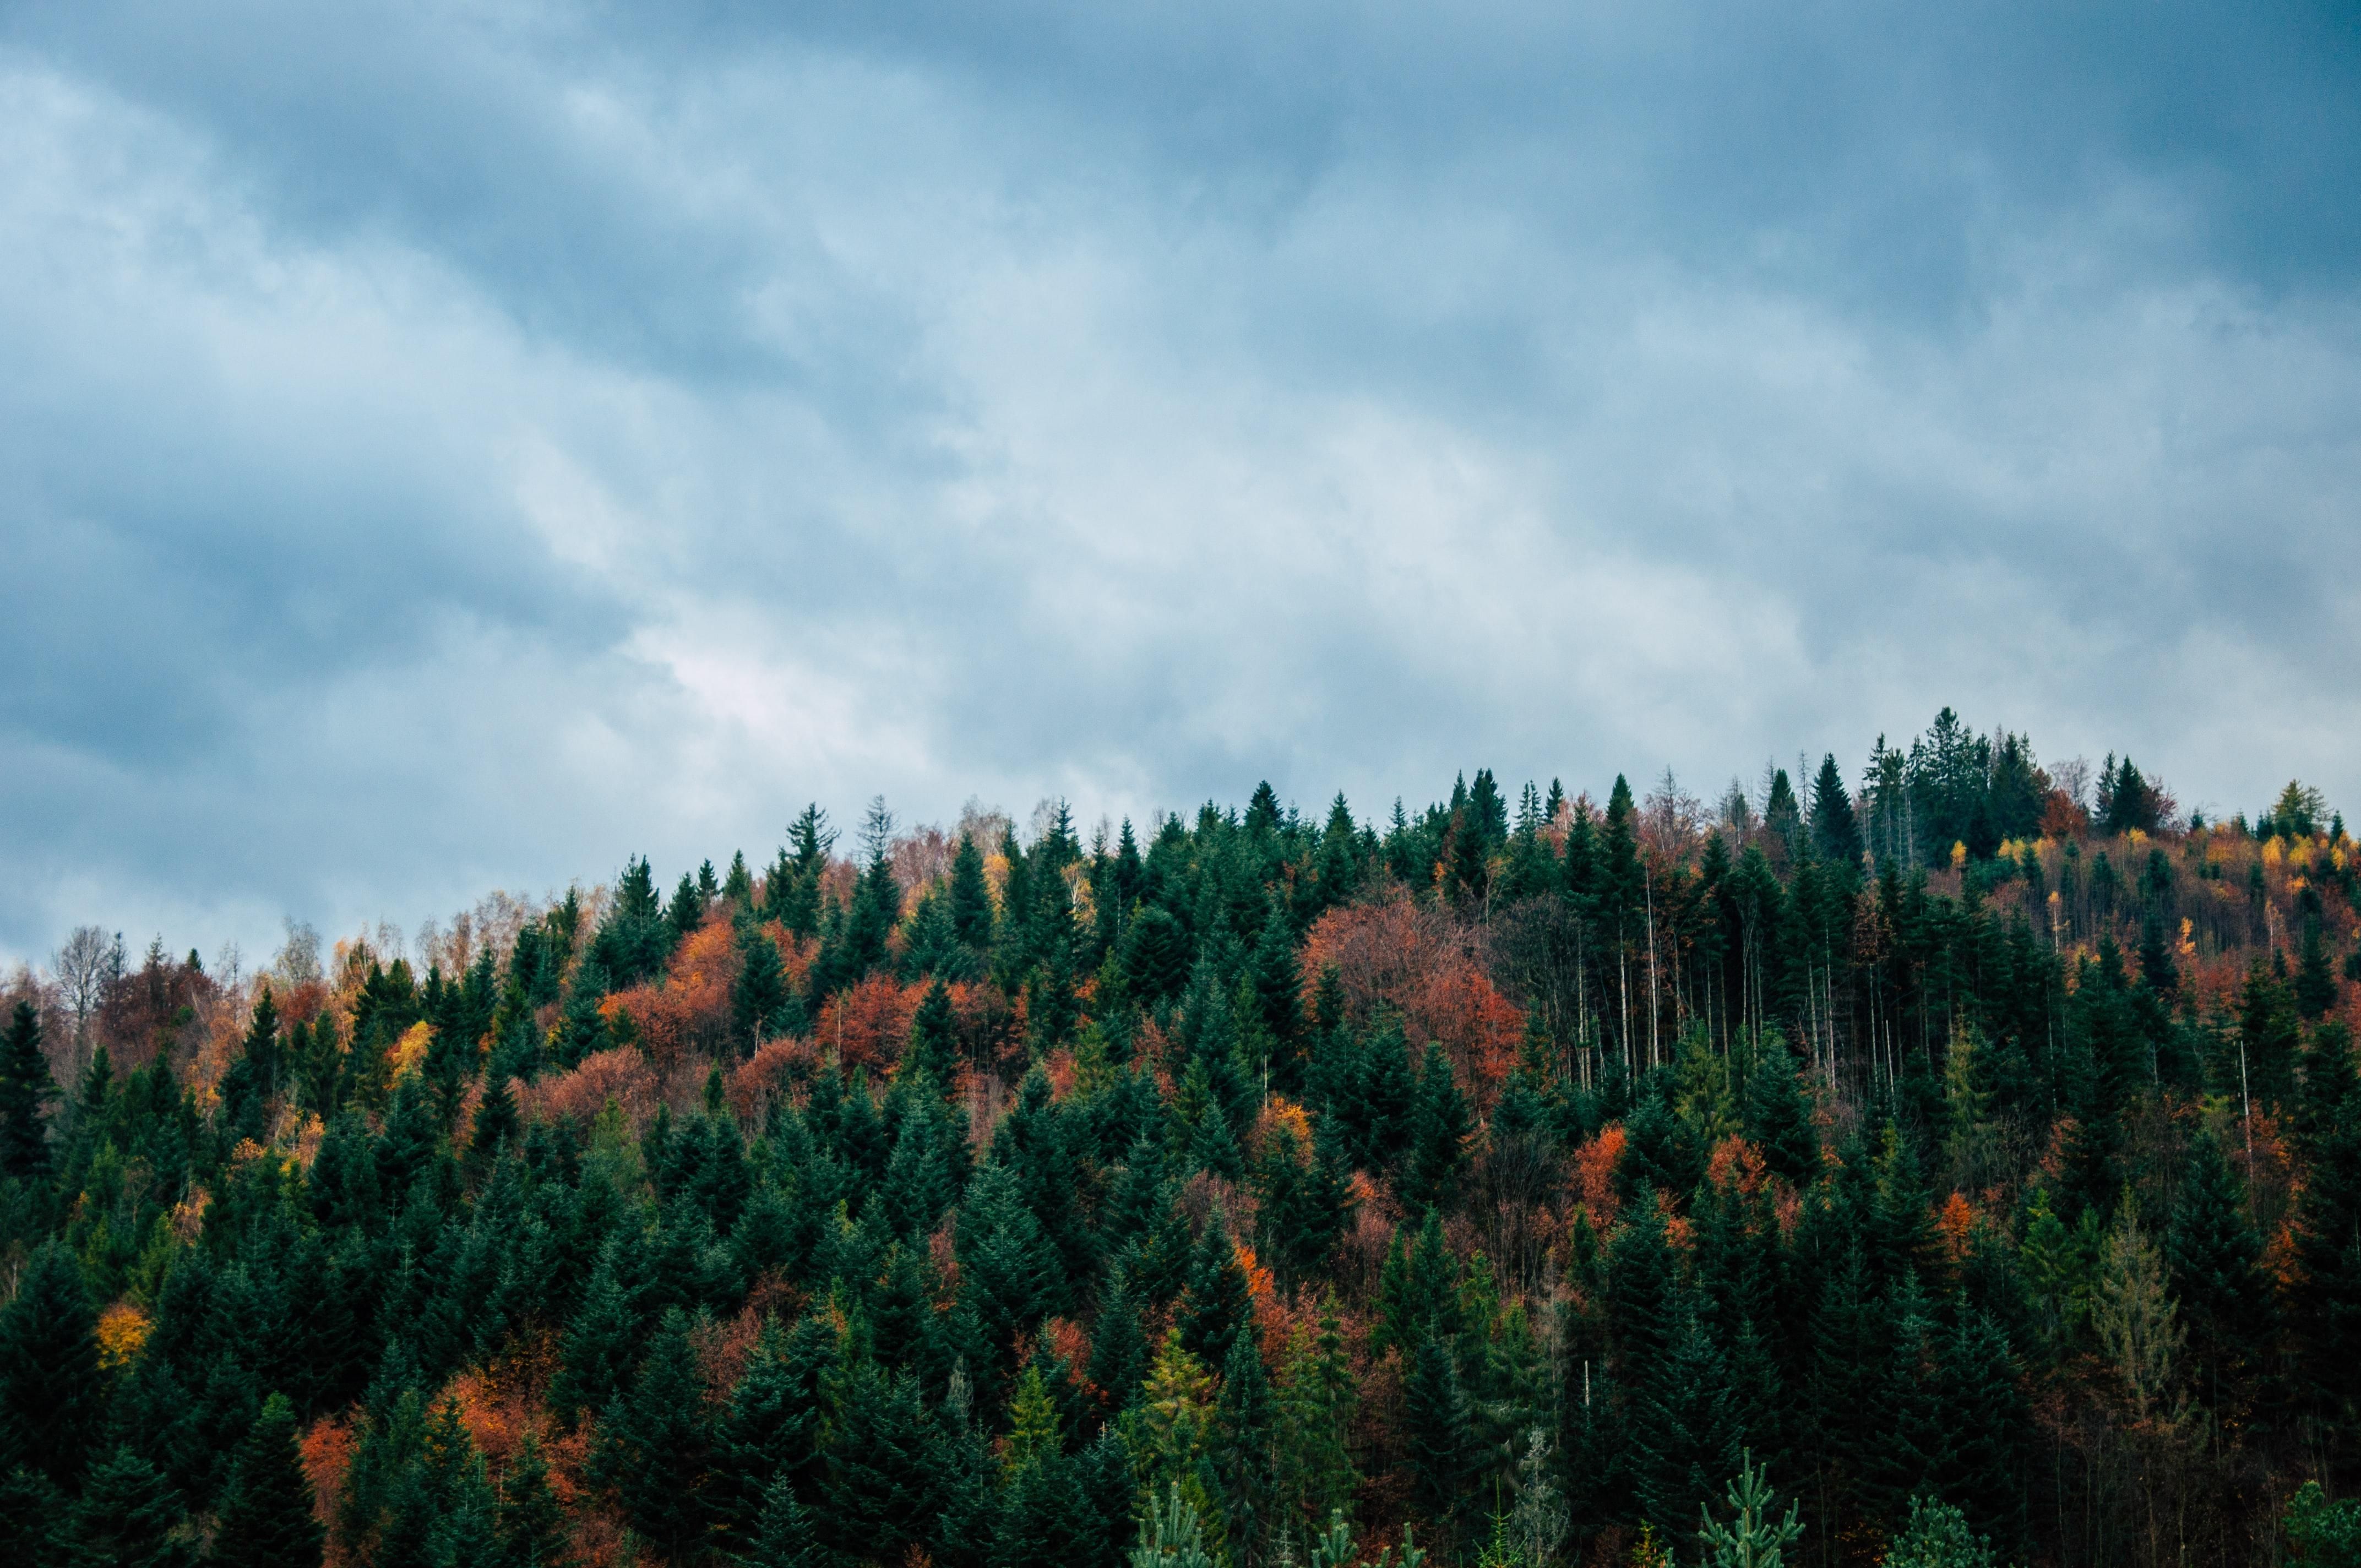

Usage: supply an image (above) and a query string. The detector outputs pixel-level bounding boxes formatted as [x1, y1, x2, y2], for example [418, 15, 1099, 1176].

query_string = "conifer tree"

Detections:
[1214, 1331, 1277, 1567]
[1119, 906, 1193, 1010]
[467, 1071, 521, 1183]
[2291, 1075, 2361, 1438]
[905, 977, 961, 1084]
[1401, 1044, 1472, 1214]
[549, 1240, 641, 1423]
[948, 832, 995, 951]
[733, 921, 791, 1050]
[1689, 1452, 1800, 1568]
[2238, 963, 2303, 1107]
[1180, 1206, 1253, 1373]
[549, 967, 611, 1072]
[0, 1240, 101, 1488]
[1191, 1097, 1247, 1183]
[490, 1434, 568, 1568]
[211, 1394, 323, 1568]
[1634, 1312, 1742, 1544]
[1809, 755, 1864, 868]
[1607, 1188, 1677, 1389]
[1131, 1480, 1218, 1568]
[1927, 1305, 2026, 1545]
[2168, 1128, 2269, 1404]
[1400, 1333, 1474, 1544]
[960, 1164, 1058, 1389]
[592, 1306, 714, 1562]
[667, 870, 707, 950]
[63, 1445, 192, 1568]
[1272, 1298, 1358, 1541]
[1091, 1265, 1151, 1409]
[817, 1363, 943, 1564]
[746, 1474, 826, 1568]
[1743, 1038, 1817, 1186]
[0, 999, 57, 1181]
[1884, 1495, 1999, 1568]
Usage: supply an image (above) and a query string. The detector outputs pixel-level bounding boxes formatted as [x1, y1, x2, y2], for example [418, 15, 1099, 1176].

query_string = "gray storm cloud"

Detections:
[2, 1, 2357, 965]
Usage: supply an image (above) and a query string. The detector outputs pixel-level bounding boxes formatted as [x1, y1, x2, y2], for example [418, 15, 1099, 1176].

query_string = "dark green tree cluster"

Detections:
[4, 730, 2357, 1566]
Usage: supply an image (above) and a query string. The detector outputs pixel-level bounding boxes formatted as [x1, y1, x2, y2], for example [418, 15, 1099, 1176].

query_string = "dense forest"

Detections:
[4, 710, 2361, 1567]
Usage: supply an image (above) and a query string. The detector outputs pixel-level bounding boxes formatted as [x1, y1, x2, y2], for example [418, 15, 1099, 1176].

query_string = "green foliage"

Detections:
[2287, 1480, 2361, 1567]
[62, 1445, 194, 1567]
[0, 1001, 57, 1182]
[1695, 1450, 1800, 1568]
[24, 748, 2361, 1568]
[490, 1434, 569, 1568]
[211, 1394, 324, 1568]
[1884, 1494, 2001, 1568]
[1131, 1480, 1217, 1568]
[0, 1240, 102, 1487]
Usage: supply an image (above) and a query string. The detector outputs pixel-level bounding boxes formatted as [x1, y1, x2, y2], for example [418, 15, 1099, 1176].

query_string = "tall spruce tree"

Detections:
[211, 1394, 323, 1568]
[1401, 1044, 1472, 1215]
[0, 1000, 56, 1180]
[66, 1445, 193, 1568]
[1400, 1333, 1475, 1545]
[1809, 755, 1864, 867]
[0, 1240, 101, 1488]
[592, 1306, 715, 1562]
[491, 1434, 569, 1568]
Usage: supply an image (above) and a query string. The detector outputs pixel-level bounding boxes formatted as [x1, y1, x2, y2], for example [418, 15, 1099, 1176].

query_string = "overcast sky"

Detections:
[4, 2, 2359, 968]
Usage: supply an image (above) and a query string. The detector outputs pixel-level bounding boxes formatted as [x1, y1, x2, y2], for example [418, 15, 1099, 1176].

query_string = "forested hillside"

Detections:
[4, 711, 2360, 1567]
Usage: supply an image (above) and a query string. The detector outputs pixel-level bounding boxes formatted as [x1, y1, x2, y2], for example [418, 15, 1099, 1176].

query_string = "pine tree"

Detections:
[715, 1314, 835, 1549]
[1131, 1480, 1218, 1568]
[490, 1434, 569, 1568]
[815, 1363, 941, 1565]
[1120, 907, 1193, 1010]
[2291, 1080, 2361, 1438]
[2296, 896, 2342, 1021]
[959, 1164, 1058, 1389]
[0, 1240, 101, 1488]
[591, 1307, 715, 1562]
[948, 831, 997, 952]
[733, 922, 791, 1051]
[1927, 1305, 2026, 1545]
[905, 977, 961, 1084]
[1191, 1097, 1247, 1183]
[548, 969, 611, 1072]
[1884, 1495, 1999, 1568]
[1399, 1333, 1475, 1543]
[2238, 963, 2303, 1107]
[1272, 1298, 1358, 1543]
[1090, 1266, 1150, 1409]
[2168, 1128, 2269, 1404]
[1401, 1044, 1471, 1215]
[1607, 1188, 1678, 1390]
[1809, 756, 1864, 867]
[467, 1072, 521, 1184]
[1180, 1206, 1253, 1373]
[1695, 1449, 1801, 1568]
[1248, 906, 1304, 1061]
[1214, 1331, 1277, 1567]
[745, 1474, 826, 1567]
[0, 1461, 64, 1565]
[1743, 1038, 1817, 1186]
[62, 1444, 192, 1567]
[211, 1394, 323, 1568]
[549, 1240, 641, 1423]
[0, 1000, 57, 1180]
[1634, 1311, 1742, 1545]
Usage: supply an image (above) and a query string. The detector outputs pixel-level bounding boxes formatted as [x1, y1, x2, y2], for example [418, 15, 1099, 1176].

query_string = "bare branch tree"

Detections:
[53, 926, 113, 1047]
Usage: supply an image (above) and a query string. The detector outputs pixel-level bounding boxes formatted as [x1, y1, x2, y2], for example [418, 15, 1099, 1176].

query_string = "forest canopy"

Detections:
[3, 710, 2359, 1568]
